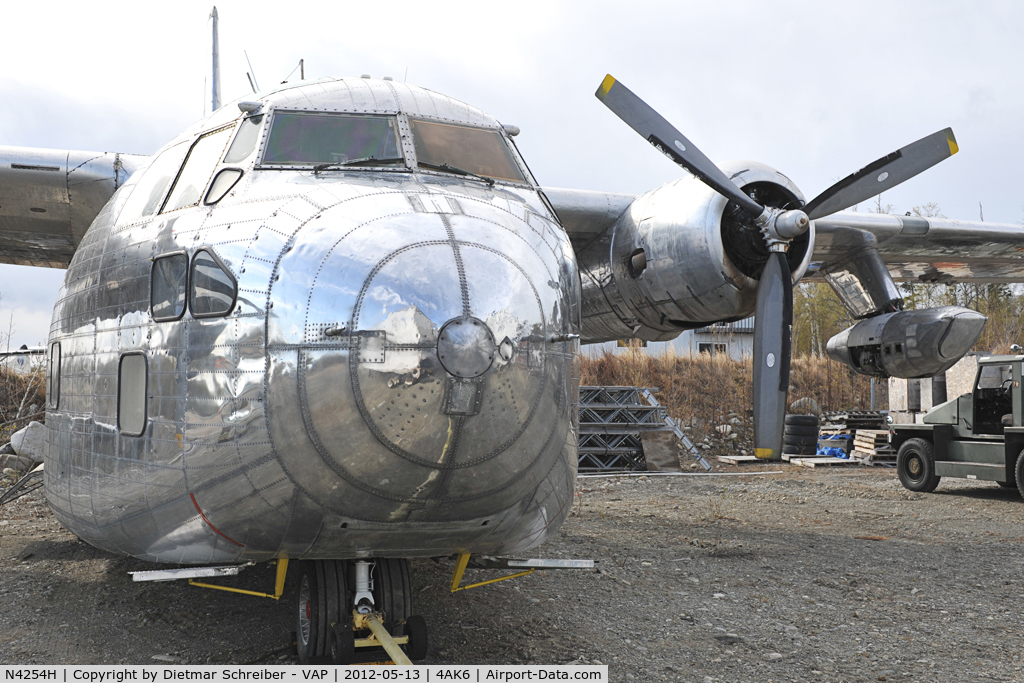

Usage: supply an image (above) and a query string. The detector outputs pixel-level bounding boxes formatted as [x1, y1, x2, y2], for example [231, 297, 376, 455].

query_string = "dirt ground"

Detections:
[2, 462, 1024, 682]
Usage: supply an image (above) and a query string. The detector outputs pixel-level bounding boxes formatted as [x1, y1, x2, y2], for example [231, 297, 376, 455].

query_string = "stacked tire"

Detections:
[783, 414, 819, 457]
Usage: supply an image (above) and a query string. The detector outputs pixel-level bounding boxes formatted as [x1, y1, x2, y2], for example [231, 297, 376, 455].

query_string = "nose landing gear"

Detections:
[295, 559, 428, 665]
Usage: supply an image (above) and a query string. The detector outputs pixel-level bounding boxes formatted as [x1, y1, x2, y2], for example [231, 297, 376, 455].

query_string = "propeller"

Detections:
[595, 74, 958, 459]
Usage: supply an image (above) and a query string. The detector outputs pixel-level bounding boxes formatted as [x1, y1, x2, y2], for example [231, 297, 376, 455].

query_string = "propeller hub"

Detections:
[760, 208, 811, 252]
[775, 210, 810, 239]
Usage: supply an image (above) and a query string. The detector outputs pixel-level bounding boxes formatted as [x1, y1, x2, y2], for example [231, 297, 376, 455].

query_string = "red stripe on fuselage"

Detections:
[190, 493, 245, 547]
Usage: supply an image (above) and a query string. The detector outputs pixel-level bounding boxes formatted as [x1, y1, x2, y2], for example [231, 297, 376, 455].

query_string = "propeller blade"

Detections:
[596, 75, 765, 217]
[802, 128, 958, 220]
[752, 252, 793, 460]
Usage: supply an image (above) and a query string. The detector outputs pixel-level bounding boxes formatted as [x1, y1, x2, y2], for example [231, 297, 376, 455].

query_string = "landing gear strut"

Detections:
[295, 559, 428, 664]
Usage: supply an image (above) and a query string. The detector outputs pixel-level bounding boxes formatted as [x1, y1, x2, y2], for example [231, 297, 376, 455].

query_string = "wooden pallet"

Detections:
[854, 429, 890, 446]
[852, 429, 895, 465]
[851, 449, 897, 465]
[789, 456, 859, 468]
[717, 455, 764, 465]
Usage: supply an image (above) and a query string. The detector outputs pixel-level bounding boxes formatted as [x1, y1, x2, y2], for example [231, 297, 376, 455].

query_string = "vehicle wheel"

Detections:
[331, 622, 355, 664]
[897, 438, 940, 493]
[998, 480, 1016, 488]
[404, 614, 428, 661]
[783, 424, 819, 437]
[785, 414, 819, 427]
[1015, 450, 1024, 500]
[783, 442, 815, 455]
[296, 562, 319, 664]
[783, 435, 817, 447]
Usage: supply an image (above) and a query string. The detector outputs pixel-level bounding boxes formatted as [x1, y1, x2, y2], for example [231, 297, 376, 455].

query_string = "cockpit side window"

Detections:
[162, 126, 234, 213]
[151, 252, 189, 322]
[223, 115, 263, 163]
[190, 250, 237, 318]
[261, 112, 403, 166]
[115, 141, 189, 225]
[409, 118, 526, 183]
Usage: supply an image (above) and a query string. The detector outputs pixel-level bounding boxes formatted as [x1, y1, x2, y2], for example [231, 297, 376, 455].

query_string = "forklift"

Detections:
[890, 354, 1024, 497]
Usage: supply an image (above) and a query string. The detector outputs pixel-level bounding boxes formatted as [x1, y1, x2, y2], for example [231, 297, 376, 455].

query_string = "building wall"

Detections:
[582, 318, 754, 361]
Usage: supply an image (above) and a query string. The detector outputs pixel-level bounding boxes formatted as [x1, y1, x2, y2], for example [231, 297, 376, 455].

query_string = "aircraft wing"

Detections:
[0, 146, 148, 268]
[808, 211, 1024, 283]
[543, 187, 632, 254]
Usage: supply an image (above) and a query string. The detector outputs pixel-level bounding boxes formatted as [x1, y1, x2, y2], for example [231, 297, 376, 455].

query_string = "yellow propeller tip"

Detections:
[596, 74, 616, 100]
[946, 130, 959, 156]
[754, 448, 776, 459]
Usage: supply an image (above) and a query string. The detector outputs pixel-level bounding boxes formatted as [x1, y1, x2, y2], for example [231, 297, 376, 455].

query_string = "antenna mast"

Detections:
[210, 6, 222, 112]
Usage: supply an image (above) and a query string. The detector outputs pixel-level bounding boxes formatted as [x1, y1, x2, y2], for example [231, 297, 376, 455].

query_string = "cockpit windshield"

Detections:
[409, 119, 526, 183]
[262, 112, 403, 166]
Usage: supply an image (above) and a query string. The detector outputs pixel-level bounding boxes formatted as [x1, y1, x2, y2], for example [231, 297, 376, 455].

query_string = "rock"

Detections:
[765, 652, 783, 660]
[11, 421, 45, 464]
[715, 424, 732, 436]
[640, 431, 683, 472]
[0, 454, 36, 473]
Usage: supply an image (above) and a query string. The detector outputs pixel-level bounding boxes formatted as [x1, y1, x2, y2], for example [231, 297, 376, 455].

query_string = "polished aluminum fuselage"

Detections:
[43, 79, 580, 564]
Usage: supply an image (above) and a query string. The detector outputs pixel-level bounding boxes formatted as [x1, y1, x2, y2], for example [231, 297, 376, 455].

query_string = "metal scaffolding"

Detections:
[577, 386, 709, 472]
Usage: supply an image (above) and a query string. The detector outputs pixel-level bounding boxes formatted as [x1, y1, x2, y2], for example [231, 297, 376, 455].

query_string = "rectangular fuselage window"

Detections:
[151, 253, 189, 321]
[47, 342, 60, 409]
[118, 353, 148, 436]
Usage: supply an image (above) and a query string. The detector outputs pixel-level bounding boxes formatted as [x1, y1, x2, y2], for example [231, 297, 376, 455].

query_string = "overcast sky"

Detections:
[1, 0, 1021, 347]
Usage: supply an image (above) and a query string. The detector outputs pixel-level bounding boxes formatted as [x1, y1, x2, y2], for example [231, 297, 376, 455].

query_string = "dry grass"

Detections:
[0, 364, 45, 442]
[580, 344, 885, 444]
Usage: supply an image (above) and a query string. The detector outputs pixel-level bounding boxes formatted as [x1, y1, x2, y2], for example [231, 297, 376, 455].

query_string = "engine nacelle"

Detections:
[577, 161, 814, 343]
[826, 306, 987, 379]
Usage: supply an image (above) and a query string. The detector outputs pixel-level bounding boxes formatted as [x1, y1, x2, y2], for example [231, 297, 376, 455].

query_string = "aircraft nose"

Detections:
[279, 212, 568, 516]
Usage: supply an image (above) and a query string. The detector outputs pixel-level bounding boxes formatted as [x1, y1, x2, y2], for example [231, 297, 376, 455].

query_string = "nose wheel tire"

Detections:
[295, 563, 320, 663]
[296, 558, 426, 664]
[296, 560, 352, 664]
[897, 438, 940, 493]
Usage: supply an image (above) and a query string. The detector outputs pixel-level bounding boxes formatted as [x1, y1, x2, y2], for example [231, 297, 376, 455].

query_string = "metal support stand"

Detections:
[449, 553, 594, 593]
[449, 553, 534, 592]
[187, 558, 289, 600]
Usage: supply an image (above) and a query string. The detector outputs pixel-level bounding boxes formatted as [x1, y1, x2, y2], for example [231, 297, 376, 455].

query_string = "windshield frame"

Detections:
[256, 109, 410, 172]
[408, 116, 533, 187]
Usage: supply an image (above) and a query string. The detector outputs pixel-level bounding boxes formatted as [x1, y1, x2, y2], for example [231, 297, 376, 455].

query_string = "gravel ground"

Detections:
[2, 463, 1024, 682]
